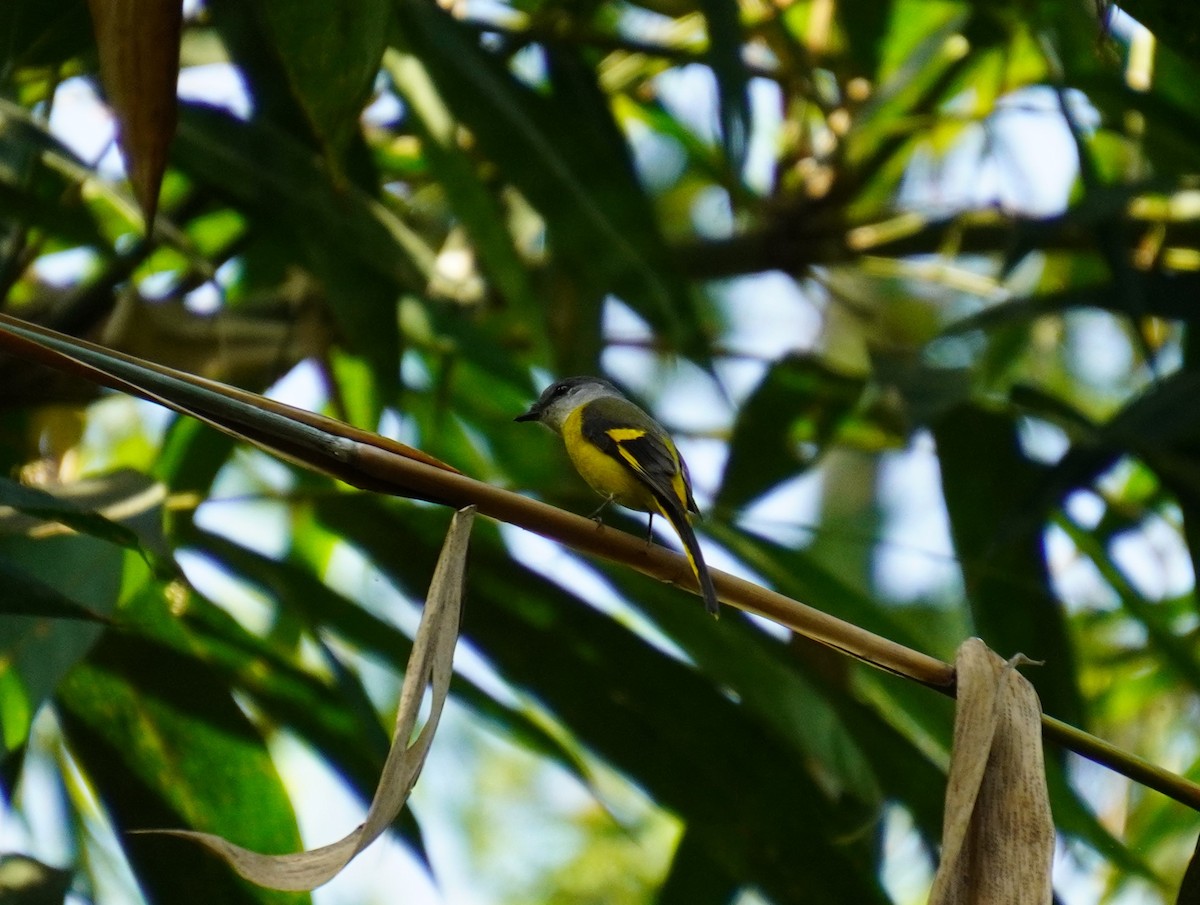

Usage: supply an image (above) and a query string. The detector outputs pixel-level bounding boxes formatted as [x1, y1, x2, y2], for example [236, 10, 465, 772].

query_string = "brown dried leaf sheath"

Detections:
[929, 638, 1054, 905]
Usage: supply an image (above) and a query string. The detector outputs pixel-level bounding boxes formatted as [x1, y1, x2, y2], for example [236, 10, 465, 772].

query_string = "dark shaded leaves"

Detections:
[933, 404, 1084, 728]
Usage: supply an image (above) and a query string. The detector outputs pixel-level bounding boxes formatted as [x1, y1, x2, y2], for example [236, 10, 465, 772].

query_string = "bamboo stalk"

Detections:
[1, 312, 1198, 809]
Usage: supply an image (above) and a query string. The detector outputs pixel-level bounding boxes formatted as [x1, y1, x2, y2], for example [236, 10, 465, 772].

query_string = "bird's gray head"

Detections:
[514, 376, 624, 432]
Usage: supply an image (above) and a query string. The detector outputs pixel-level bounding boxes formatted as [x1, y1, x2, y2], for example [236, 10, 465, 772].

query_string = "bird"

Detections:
[515, 375, 719, 617]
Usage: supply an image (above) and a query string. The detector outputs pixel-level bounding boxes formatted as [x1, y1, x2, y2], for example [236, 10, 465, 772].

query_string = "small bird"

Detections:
[515, 375, 720, 617]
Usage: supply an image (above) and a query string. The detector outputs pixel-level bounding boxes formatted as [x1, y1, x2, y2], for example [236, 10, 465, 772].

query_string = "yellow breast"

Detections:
[562, 405, 658, 513]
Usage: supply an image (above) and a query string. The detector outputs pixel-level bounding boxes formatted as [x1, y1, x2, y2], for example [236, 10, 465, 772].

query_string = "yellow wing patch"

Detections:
[605, 428, 648, 442]
[605, 427, 690, 515]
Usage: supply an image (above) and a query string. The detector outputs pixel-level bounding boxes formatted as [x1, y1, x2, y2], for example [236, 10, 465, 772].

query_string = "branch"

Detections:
[674, 205, 1200, 280]
[1, 313, 1198, 811]
[458, 15, 782, 82]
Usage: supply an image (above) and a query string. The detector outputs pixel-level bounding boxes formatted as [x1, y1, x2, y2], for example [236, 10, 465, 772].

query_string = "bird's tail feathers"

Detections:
[654, 495, 720, 618]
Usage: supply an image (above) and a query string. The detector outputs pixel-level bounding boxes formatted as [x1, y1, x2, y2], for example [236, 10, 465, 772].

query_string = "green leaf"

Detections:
[183, 521, 598, 797]
[57, 627, 308, 905]
[717, 355, 870, 511]
[1037, 370, 1200, 527]
[602, 548, 884, 809]
[155, 418, 237, 497]
[710, 523, 930, 653]
[0, 170, 108, 247]
[315, 497, 892, 904]
[393, 0, 705, 359]
[145, 507, 470, 892]
[383, 49, 540, 316]
[0, 475, 143, 551]
[0, 0, 93, 75]
[839, 0, 894, 78]
[0, 556, 110, 621]
[933, 404, 1084, 728]
[126, 577, 433, 866]
[0, 536, 124, 756]
[172, 102, 431, 390]
[944, 273, 1200, 338]
[251, 0, 390, 169]
[698, 0, 750, 174]
[656, 827, 738, 905]
[1044, 757, 1159, 883]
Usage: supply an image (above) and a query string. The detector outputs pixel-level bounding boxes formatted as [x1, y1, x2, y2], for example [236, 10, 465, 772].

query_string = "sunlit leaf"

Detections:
[393, 0, 705, 359]
[58, 611, 309, 904]
[141, 507, 472, 890]
[317, 499, 893, 904]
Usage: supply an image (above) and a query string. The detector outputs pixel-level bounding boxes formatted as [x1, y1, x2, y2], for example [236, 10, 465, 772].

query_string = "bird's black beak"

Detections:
[514, 408, 540, 423]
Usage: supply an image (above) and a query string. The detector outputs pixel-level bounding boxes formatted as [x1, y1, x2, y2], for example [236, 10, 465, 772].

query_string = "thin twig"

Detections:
[458, 15, 782, 82]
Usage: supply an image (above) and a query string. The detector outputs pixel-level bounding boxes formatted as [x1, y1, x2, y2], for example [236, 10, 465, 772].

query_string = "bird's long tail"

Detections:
[656, 497, 720, 617]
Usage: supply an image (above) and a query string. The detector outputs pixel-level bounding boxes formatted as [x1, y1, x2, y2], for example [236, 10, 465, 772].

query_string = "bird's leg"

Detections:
[588, 495, 615, 525]
[644, 512, 655, 545]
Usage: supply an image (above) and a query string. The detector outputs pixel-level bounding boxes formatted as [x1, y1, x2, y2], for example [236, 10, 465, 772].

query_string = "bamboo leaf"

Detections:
[0, 474, 143, 551]
[656, 828, 738, 905]
[717, 355, 871, 511]
[0, 536, 124, 756]
[698, 0, 750, 174]
[171, 103, 437, 390]
[934, 404, 1084, 728]
[317, 499, 892, 904]
[185, 522, 594, 789]
[393, 0, 705, 357]
[0, 0, 92, 74]
[57, 617, 309, 904]
[251, 0, 390, 170]
[383, 48, 540, 315]
[85, 0, 180, 225]
[139, 507, 473, 891]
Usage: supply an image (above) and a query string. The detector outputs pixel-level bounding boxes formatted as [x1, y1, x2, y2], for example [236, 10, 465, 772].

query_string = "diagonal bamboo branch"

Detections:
[1, 313, 1198, 810]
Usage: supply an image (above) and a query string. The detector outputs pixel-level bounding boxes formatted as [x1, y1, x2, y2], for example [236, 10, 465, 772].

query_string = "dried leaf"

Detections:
[929, 638, 1054, 905]
[137, 506, 474, 890]
[86, 0, 182, 226]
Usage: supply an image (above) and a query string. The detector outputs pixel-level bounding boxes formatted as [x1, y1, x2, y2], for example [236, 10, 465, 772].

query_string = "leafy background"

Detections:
[2, 0, 1200, 902]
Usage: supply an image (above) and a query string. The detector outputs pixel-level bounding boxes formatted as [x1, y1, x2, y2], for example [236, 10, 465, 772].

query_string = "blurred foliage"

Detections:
[2, 0, 1200, 902]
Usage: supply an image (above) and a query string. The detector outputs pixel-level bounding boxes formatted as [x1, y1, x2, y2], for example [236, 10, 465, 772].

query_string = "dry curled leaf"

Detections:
[929, 638, 1054, 905]
[137, 505, 474, 890]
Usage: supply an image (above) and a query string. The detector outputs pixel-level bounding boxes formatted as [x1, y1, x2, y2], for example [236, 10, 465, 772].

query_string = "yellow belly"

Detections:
[562, 407, 658, 513]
